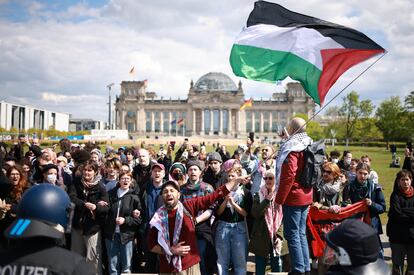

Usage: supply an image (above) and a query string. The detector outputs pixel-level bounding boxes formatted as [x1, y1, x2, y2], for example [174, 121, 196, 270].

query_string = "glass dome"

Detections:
[194, 72, 238, 92]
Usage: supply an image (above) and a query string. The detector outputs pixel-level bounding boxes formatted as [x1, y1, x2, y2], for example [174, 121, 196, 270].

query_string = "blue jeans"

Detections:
[105, 234, 133, 275]
[214, 221, 248, 275]
[282, 205, 310, 273]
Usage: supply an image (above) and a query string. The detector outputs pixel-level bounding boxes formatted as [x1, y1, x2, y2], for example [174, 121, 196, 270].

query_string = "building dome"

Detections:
[194, 72, 238, 92]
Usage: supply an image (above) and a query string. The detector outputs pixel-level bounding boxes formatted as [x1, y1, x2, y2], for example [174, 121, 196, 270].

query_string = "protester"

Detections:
[342, 162, 386, 258]
[0, 185, 95, 274]
[132, 149, 152, 194]
[387, 169, 414, 275]
[101, 159, 122, 192]
[329, 150, 341, 164]
[169, 162, 187, 186]
[203, 152, 226, 189]
[69, 160, 109, 274]
[361, 155, 379, 184]
[104, 172, 142, 275]
[323, 219, 389, 275]
[338, 151, 352, 172]
[215, 166, 252, 275]
[249, 170, 285, 274]
[275, 117, 313, 275]
[261, 145, 276, 172]
[180, 160, 215, 275]
[147, 174, 248, 274]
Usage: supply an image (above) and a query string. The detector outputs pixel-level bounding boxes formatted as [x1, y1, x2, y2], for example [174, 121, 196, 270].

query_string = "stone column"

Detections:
[136, 109, 140, 132]
[227, 109, 232, 136]
[192, 109, 196, 135]
[209, 109, 213, 135]
[219, 109, 223, 135]
[151, 111, 155, 133]
[169, 112, 172, 135]
[121, 109, 125, 130]
[260, 112, 264, 133]
[200, 109, 204, 135]
[160, 111, 164, 134]
[269, 110, 273, 134]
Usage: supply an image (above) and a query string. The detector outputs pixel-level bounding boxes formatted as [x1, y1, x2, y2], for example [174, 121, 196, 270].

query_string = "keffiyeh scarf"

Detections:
[149, 201, 184, 271]
[275, 132, 312, 193]
[259, 185, 283, 255]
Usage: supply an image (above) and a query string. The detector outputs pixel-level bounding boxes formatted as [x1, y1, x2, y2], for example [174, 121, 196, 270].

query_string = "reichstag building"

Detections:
[114, 72, 315, 137]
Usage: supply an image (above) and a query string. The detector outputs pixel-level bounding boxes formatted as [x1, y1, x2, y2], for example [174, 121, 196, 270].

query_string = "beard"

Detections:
[165, 198, 179, 210]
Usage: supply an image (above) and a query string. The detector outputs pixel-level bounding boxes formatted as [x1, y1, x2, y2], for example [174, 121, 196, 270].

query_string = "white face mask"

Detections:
[344, 158, 352, 165]
[46, 174, 57, 184]
[332, 158, 339, 164]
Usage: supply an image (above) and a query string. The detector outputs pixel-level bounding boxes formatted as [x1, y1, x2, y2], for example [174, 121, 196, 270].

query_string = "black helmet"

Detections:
[5, 184, 71, 239]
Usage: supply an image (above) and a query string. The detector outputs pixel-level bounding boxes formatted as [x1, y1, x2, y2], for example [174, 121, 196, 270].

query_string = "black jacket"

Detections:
[387, 187, 414, 244]
[0, 238, 95, 275]
[202, 168, 227, 189]
[103, 187, 142, 244]
[68, 177, 109, 235]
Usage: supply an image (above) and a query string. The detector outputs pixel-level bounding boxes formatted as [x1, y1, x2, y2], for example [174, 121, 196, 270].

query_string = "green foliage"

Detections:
[339, 91, 374, 143]
[375, 96, 409, 141]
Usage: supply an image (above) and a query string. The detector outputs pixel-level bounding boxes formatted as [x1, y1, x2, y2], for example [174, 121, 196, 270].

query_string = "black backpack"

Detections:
[299, 139, 326, 188]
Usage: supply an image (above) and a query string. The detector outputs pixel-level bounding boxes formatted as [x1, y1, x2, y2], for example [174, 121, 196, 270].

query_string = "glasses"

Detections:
[263, 177, 274, 180]
[262, 149, 269, 152]
[323, 170, 333, 174]
[119, 178, 131, 181]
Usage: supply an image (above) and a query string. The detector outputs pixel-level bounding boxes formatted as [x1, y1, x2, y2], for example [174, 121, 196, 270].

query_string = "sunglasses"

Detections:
[263, 177, 274, 180]
[323, 170, 333, 174]
[262, 149, 269, 152]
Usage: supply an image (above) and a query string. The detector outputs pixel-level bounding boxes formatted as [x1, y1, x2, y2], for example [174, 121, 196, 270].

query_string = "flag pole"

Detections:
[290, 51, 388, 137]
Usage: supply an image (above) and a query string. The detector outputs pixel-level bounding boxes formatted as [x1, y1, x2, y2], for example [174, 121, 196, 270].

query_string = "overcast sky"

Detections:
[0, 0, 413, 121]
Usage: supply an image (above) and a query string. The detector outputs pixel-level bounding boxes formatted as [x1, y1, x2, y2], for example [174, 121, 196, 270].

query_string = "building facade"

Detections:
[114, 72, 315, 137]
[69, 118, 108, 132]
[0, 100, 69, 132]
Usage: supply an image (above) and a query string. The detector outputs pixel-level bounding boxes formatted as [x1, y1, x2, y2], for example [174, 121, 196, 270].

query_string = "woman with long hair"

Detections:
[214, 166, 252, 275]
[69, 160, 109, 275]
[0, 165, 30, 248]
[387, 170, 414, 275]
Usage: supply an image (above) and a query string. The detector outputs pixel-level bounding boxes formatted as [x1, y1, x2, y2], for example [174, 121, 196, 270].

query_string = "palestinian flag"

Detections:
[230, 1, 385, 105]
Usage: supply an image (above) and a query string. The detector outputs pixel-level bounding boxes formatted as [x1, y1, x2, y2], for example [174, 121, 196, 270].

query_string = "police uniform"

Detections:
[0, 185, 95, 275]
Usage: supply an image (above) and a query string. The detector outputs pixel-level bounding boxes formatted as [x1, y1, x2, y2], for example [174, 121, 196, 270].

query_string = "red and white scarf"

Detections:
[259, 185, 283, 255]
[149, 201, 184, 271]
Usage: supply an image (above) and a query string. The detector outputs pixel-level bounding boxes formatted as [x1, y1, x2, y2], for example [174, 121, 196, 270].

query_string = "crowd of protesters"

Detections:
[0, 121, 413, 275]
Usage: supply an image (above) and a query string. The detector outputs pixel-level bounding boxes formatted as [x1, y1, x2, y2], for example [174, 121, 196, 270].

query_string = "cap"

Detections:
[325, 219, 379, 266]
[238, 144, 248, 152]
[187, 160, 205, 171]
[169, 162, 186, 175]
[160, 180, 180, 193]
[208, 152, 222, 163]
[151, 162, 165, 171]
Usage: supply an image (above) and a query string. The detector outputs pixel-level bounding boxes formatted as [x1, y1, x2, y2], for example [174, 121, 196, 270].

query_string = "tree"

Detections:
[376, 96, 409, 141]
[339, 91, 373, 145]
[404, 91, 414, 112]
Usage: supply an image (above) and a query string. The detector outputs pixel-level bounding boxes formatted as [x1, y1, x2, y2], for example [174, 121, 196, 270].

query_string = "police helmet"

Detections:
[5, 184, 71, 239]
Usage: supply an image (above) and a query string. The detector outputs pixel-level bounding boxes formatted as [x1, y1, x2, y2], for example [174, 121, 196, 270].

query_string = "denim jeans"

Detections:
[282, 205, 310, 273]
[254, 242, 282, 275]
[214, 220, 248, 275]
[105, 234, 133, 275]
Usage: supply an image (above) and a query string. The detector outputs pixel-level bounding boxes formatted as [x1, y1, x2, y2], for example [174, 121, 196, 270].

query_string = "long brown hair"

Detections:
[6, 165, 29, 201]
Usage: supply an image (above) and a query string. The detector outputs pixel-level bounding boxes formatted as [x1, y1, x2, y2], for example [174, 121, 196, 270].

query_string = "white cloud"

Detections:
[0, 0, 413, 120]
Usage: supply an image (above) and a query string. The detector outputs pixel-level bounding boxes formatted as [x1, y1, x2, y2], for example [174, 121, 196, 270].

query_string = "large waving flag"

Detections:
[230, 1, 385, 105]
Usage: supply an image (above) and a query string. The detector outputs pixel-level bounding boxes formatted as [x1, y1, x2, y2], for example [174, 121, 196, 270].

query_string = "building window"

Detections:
[254, 111, 260, 132]
[127, 123, 135, 132]
[163, 112, 169, 133]
[246, 111, 252, 132]
[213, 109, 219, 134]
[178, 112, 186, 136]
[222, 110, 228, 134]
[171, 112, 177, 134]
[263, 111, 270, 132]
[204, 109, 211, 134]
[271, 111, 278, 133]
[154, 112, 160, 133]
[145, 111, 151, 132]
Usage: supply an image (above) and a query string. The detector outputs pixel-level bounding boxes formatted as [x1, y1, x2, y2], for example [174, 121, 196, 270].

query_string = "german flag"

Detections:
[240, 98, 253, 110]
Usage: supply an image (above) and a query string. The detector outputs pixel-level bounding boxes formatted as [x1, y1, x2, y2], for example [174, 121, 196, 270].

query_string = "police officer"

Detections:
[323, 219, 390, 275]
[0, 184, 95, 274]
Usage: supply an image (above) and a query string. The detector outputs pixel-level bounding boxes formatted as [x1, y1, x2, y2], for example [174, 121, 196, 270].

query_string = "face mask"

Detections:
[332, 158, 339, 164]
[344, 158, 351, 165]
[47, 174, 57, 183]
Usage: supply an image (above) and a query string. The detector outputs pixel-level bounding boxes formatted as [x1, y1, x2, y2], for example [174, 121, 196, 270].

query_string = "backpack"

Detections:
[299, 139, 326, 188]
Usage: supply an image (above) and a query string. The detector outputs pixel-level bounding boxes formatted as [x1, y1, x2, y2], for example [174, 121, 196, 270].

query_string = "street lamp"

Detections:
[107, 83, 114, 129]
